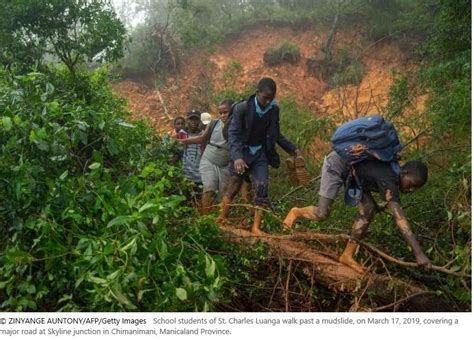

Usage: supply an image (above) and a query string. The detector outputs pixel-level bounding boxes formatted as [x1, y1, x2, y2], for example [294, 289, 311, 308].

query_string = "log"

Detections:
[219, 225, 451, 311]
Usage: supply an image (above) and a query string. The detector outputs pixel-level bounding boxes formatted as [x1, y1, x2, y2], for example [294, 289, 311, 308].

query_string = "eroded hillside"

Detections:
[112, 25, 416, 134]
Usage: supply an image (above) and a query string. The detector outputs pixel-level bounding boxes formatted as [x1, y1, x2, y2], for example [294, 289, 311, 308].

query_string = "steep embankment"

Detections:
[112, 25, 413, 135]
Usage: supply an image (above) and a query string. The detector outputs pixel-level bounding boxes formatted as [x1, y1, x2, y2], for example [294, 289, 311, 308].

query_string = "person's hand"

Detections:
[168, 130, 178, 139]
[234, 159, 248, 175]
[293, 149, 302, 157]
[416, 253, 432, 270]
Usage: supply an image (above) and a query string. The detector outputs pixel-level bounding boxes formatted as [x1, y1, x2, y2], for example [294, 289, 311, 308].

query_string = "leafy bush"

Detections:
[330, 59, 365, 87]
[263, 41, 301, 66]
[223, 60, 243, 83]
[307, 48, 365, 87]
[419, 0, 471, 139]
[0, 69, 227, 311]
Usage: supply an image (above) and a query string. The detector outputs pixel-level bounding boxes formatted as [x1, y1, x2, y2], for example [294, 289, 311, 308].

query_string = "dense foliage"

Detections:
[0, 69, 229, 311]
[0, 0, 470, 312]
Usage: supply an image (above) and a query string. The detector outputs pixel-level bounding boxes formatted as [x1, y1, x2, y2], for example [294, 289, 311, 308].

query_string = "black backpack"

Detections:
[222, 100, 247, 142]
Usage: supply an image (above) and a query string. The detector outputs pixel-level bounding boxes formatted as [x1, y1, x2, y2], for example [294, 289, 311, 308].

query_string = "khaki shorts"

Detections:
[318, 151, 348, 200]
[199, 156, 230, 201]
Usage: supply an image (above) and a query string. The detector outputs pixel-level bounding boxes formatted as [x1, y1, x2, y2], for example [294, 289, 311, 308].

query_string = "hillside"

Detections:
[112, 25, 416, 133]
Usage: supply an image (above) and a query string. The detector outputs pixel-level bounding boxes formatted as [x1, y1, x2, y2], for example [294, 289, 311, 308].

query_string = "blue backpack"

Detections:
[331, 115, 402, 205]
[331, 115, 402, 166]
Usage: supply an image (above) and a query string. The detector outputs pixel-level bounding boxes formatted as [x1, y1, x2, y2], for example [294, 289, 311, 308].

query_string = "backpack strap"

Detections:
[223, 100, 247, 141]
[344, 166, 363, 206]
[205, 119, 219, 147]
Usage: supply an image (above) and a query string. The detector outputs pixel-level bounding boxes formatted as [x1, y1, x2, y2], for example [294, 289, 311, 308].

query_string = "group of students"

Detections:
[171, 99, 248, 213]
[170, 77, 432, 273]
[170, 78, 299, 232]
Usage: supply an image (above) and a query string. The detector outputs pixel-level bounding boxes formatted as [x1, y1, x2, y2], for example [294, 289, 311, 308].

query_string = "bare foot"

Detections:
[338, 255, 366, 274]
[416, 254, 432, 270]
[251, 228, 263, 236]
[283, 208, 299, 229]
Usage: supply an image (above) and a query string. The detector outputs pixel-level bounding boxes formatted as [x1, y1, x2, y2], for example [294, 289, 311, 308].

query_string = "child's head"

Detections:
[186, 110, 201, 133]
[399, 160, 428, 193]
[218, 99, 234, 122]
[173, 116, 185, 132]
[256, 77, 277, 108]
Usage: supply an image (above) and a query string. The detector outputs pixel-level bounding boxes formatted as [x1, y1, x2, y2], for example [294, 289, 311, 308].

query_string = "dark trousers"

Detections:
[229, 149, 269, 205]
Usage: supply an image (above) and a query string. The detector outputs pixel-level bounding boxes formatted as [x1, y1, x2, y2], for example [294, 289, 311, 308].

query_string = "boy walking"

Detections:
[182, 110, 203, 202]
[218, 77, 300, 235]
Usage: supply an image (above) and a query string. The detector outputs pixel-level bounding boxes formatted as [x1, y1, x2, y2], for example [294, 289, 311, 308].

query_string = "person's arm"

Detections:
[388, 200, 431, 269]
[180, 124, 211, 145]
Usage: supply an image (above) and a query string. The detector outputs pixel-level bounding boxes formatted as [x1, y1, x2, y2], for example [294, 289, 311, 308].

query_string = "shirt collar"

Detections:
[255, 96, 277, 117]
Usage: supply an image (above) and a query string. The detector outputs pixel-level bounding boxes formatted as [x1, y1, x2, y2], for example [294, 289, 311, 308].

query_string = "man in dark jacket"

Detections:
[217, 77, 300, 235]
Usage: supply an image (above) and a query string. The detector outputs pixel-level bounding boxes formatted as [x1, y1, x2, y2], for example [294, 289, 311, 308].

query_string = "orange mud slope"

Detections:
[112, 25, 420, 140]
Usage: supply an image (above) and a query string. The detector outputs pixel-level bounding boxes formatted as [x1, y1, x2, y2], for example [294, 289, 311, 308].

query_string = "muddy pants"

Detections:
[229, 149, 269, 205]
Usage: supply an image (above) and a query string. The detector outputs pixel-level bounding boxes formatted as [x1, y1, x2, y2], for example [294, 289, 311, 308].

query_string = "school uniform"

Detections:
[227, 94, 297, 205]
[199, 120, 230, 200]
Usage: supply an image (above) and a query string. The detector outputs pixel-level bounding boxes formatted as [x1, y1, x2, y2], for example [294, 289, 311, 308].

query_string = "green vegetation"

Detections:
[263, 41, 301, 66]
[0, 68, 229, 311]
[330, 49, 365, 86]
[307, 48, 366, 87]
[0, 0, 470, 312]
[0, 0, 126, 75]
[223, 60, 243, 86]
[0, 0, 230, 312]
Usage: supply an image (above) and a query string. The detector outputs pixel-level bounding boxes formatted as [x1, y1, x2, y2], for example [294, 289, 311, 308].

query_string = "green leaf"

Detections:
[59, 170, 69, 181]
[176, 288, 187, 301]
[103, 243, 115, 255]
[2, 117, 12, 131]
[107, 138, 119, 155]
[158, 240, 168, 259]
[0, 278, 13, 289]
[450, 265, 461, 272]
[89, 276, 107, 285]
[107, 270, 121, 281]
[58, 294, 72, 304]
[45, 82, 55, 94]
[88, 162, 101, 170]
[110, 284, 136, 309]
[107, 215, 134, 228]
[26, 284, 36, 294]
[139, 202, 157, 213]
[205, 256, 216, 278]
[120, 238, 136, 252]
[117, 120, 135, 128]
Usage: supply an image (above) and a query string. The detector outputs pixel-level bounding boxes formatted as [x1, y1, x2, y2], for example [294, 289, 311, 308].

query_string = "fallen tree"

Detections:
[219, 225, 456, 311]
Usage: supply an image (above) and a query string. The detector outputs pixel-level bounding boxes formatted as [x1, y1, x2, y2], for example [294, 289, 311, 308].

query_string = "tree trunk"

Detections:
[322, 1, 341, 61]
[219, 225, 450, 311]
